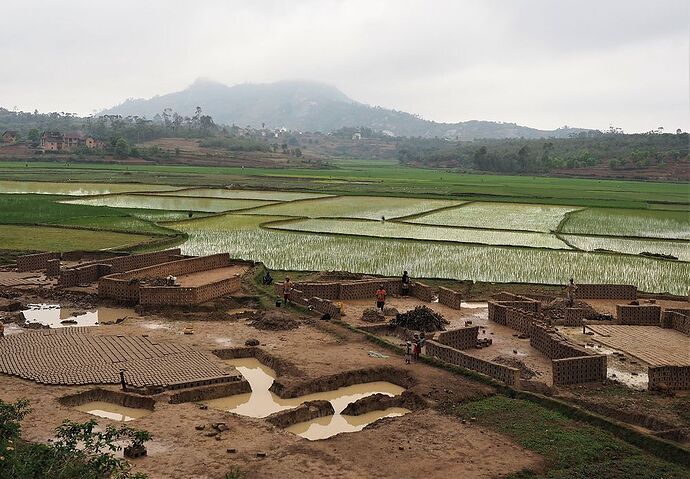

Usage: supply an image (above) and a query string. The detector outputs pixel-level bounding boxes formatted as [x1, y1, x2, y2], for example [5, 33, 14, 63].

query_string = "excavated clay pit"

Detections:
[59, 389, 155, 422]
[20, 303, 135, 328]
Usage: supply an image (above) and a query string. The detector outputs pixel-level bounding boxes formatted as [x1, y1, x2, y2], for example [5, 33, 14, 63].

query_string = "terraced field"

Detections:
[63, 194, 275, 213]
[268, 218, 569, 249]
[561, 235, 690, 261]
[408, 202, 580, 232]
[237, 195, 462, 219]
[169, 214, 690, 294]
[0, 180, 177, 196]
[150, 188, 333, 201]
[561, 208, 690, 240]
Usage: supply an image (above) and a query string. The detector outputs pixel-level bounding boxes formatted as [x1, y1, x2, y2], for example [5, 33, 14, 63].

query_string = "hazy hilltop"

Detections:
[102, 79, 589, 139]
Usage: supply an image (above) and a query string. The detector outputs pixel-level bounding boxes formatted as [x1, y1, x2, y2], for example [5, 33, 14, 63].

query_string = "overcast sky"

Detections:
[1, 0, 687, 132]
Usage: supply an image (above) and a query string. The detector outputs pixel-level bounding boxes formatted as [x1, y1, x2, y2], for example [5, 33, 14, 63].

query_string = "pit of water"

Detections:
[462, 302, 489, 309]
[206, 358, 409, 439]
[21, 304, 135, 328]
[73, 401, 151, 422]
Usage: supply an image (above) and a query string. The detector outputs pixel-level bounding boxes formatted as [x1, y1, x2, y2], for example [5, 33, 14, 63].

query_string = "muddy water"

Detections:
[0, 180, 175, 196]
[287, 407, 410, 440]
[462, 302, 489, 309]
[74, 401, 151, 422]
[21, 304, 135, 328]
[206, 358, 409, 437]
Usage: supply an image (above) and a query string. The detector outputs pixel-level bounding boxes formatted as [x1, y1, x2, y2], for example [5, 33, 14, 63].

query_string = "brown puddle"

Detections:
[206, 358, 409, 439]
[74, 401, 151, 422]
[21, 304, 135, 328]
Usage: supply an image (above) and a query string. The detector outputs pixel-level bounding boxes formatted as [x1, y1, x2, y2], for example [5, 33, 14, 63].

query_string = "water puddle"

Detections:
[2, 323, 25, 335]
[206, 358, 409, 438]
[21, 304, 135, 328]
[73, 401, 151, 422]
[286, 407, 410, 440]
[462, 302, 488, 309]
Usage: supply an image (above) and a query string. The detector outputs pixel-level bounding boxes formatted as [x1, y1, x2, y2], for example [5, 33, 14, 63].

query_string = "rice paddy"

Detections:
[407, 202, 580, 232]
[0, 180, 177, 196]
[562, 235, 690, 261]
[169, 214, 690, 294]
[62, 194, 275, 213]
[150, 188, 333, 201]
[268, 218, 570, 249]
[560, 208, 690, 240]
[237, 195, 462, 219]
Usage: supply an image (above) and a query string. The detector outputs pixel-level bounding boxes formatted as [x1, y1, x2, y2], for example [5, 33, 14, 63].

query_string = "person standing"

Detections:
[566, 278, 578, 307]
[401, 271, 411, 296]
[404, 341, 412, 364]
[283, 277, 292, 306]
[375, 284, 387, 312]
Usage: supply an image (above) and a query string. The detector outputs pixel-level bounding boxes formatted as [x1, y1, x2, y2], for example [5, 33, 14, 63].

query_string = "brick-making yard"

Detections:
[0, 249, 689, 478]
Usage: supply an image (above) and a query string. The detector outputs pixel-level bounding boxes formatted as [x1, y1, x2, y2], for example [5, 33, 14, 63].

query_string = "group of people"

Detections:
[404, 332, 425, 364]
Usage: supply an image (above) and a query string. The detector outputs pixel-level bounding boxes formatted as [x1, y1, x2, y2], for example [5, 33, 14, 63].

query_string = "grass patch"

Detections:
[450, 396, 689, 478]
[0, 224, 157, 252]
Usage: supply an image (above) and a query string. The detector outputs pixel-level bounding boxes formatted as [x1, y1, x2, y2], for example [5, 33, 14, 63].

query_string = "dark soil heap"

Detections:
[249, 309, 300, 331]
[390, 306, 448, 332]
[492, 356, 538, 379]
[542, 298, 612, 322]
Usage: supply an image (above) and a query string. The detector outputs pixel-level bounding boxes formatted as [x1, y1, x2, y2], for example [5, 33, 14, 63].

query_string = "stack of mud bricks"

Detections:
[529, 322, 606, 385]
[425, 340, 520, 387]
[46, 259, 61, 277]
[307, 297, 341, 320]
[16, 252, 61, 272]
[649, 366, 690, 391]
[488, 296, 541, 326]
[564, 308, 587, 326]
[576, 283, 637, 300]
[504, 308, 539, 336]
[410, 282, 434, 302]
[437, 326, 479, 350]
[100, 253, 237, 305]
[616, 304, 661, 325]
[438, 287, 462, 309]
[661, 310, 690, 336]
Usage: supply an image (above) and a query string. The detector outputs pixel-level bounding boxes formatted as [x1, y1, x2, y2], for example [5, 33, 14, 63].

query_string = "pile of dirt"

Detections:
[249, 309, 300, 331]
[382, 307, 399, 317]
[309, 271, 366, 281]
[361, 308, 385, 323]
[542, 298, 610, 322]
[390, 306, 448, 332]
[492, 356, 539, 379]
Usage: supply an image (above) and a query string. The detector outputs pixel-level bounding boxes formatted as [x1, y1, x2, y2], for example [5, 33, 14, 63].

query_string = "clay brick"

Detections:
[16, 252, 60, 272]
[649, 365, 690, 391]
[552, 355, 606, 385]
[410, 282, 434, 302]
[438, 287, 462, 309]
[616, 304, 661, 325]
[437, 326, 478, 350]
[577, 284, 637, 300]
[564, 308, 586, 326]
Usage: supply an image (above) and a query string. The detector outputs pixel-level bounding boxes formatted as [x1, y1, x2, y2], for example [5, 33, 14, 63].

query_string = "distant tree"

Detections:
[27, 128, 40, 146]
[114, 137, 129, 158]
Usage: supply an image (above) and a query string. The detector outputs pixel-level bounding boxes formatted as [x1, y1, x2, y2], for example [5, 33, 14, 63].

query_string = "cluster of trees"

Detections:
[397, 132, 689, 173]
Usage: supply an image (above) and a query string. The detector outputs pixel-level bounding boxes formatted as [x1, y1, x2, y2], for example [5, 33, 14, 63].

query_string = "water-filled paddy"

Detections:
[0, 180, 177, 196]
[407, 202, 579, 232]
[63, 194, 275, 213]
[268, 218, 570, 249]
[170, 214, 690, 294]
[561, 208, 690, 240]
[21, 304, 135, 328]
[238, 195, 462, 219]
[563, 235, 690, 261]
[151, 188, 333, 201]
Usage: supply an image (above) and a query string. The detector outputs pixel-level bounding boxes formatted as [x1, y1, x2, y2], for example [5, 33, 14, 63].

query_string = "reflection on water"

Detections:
[206, 358, 410, 439]
[74, 401, 151, 422]
[462, 302, 488, 309]
[287, 407, 410, 440]
[21, 304, 134, 328]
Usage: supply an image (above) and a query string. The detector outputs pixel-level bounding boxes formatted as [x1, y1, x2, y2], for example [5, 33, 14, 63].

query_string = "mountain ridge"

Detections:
[102, 79, 591, 139]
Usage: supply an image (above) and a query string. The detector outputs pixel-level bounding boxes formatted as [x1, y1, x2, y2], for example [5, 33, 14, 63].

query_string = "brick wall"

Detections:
[437, 326, 478, 350]
[46, 259, 61, 277]
[425, 340, 520, 387]
[411, 281, 434, 302]
[283, 278, 403, 301]
[294, 282, 341, 299]
[552, 355, 607, 385]
[616, 304, 661, 325]
[564, 308, 586, 326]
[306, 297, 341, 320]
[504, 308, 539, 335]
[488, 299, 540, 325]
[661, 310, 690, 335]
[139, 276, 241, 306]
[16, 252, 60, 272]
[577, 283, 637, 300]
[649, 366, 690, 391]
[98, 279, 140, 302]
[529, 322, 590, 359]
[438, 287, 462, 309]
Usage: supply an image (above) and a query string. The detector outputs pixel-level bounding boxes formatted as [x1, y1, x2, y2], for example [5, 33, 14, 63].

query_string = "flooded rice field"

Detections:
[73, 401, 152, 422]
[21, 304, 135, 328]
[0, 180, 176, 196]
[206, 358, 408, 439]
[150, 188, 333, 201]
[62, 194, 275, 213]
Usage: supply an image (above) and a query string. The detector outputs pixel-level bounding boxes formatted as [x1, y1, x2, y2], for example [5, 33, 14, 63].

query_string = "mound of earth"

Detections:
[542, 298, 610, 321]
[390, 306, 448, 332]
[362, 308, 385, 323]
[309, 271, 366, 281]
[249, 309, 300, 331]
[492, 356, 538, 379]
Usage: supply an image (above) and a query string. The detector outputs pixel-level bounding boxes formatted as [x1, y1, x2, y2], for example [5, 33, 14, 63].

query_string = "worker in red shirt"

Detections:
[375, 284, 387, 312]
